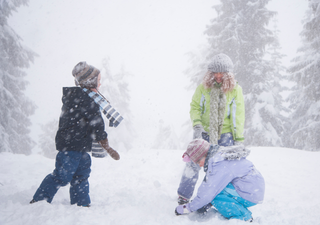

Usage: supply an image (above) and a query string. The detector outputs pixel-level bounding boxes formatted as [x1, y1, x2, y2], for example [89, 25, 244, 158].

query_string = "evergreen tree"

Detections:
[153, 120, 181, 149]
[181, 44, 210, 148]
[259, 18, 290, 146]
[185, 44, 211, 90]
[288, 0, 320, 151]
[0, 0, 36, 154]
[200, 0, 286, 146]
[38, 119, 58, 159]
[179, 120, 193, 149]
[99, 58, 135, 151]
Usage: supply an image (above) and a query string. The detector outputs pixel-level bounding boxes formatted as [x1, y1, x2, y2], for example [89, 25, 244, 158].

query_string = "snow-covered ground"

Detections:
[1, 147, 319, 225]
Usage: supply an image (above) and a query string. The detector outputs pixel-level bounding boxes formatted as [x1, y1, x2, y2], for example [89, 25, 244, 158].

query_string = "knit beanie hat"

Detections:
[182, 139, 211, 163]
[207, 53, 234, 73]
[72, 61, 100, 88]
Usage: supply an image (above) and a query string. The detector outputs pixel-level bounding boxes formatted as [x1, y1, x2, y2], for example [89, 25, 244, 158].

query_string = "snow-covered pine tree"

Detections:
[203, 0, 287, 146]
[153, 120, 181, 149]
[288, 0, 320, 151]
[0, 0, 36, 154]
[180, 44, 211, 148]
[259, 18, 290, 147]
[179, 120, 193, 149]
[185, 44, 211, 90]
[38, 119, 58, 159]
[99, 58, 135, 151]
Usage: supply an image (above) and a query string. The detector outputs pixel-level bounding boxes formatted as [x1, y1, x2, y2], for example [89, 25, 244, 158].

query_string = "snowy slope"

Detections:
[0, 147, 319, 225]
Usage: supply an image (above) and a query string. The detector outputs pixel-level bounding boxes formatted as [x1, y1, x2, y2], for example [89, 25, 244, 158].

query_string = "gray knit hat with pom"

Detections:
[208, 53, 234, 73]
[72, 61, 100, 88]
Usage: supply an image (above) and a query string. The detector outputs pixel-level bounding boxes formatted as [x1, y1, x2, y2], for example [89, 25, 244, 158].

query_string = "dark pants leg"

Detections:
[32, 151, 91, 206]
[70, 152, 91, 206]
[177, 161, 200, 199]
[218, 132, 234, 146]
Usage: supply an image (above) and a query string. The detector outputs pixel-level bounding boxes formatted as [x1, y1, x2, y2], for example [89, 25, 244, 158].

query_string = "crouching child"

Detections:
[30, 62, 121, 207]
[175, 139, 265, 222]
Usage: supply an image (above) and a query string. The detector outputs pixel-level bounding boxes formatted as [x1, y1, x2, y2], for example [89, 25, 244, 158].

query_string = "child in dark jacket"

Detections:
[30, 62, 120, 207]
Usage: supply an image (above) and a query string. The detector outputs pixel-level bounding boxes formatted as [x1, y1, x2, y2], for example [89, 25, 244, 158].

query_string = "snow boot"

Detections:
[178, 196, 189, 205]
[247, 217, 253, 223]
[29, 199, 37, 204]
[196, 202, 213, 215]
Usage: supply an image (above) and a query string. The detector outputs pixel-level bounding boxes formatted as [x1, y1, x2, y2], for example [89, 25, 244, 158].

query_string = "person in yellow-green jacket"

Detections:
[177, 53, 245, 206]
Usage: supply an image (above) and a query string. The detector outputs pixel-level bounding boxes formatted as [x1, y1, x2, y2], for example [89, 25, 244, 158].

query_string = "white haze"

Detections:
[8, 0, 308, 150]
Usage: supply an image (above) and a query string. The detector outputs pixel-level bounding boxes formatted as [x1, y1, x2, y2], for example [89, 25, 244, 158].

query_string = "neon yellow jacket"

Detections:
[190, 83, 245, 142]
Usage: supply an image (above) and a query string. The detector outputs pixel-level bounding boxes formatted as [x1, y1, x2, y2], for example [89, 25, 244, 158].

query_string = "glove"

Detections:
[99, 138, 120, 160]
[196, 203, 212, 214]
[193, 124, 207, 139]
[175, 204, 192, 216]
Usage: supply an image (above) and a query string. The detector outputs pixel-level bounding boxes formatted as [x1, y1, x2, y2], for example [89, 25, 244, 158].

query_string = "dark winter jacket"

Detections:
[55, 87, 107, 152]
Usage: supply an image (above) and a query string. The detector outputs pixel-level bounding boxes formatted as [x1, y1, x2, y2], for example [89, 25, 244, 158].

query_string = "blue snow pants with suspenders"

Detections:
[32, 151, 91, 206]
[211, 183, 256, 221]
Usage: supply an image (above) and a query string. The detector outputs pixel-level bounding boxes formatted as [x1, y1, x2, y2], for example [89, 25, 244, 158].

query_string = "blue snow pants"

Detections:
[177, 132, 234, 199]
[32, 151, 91, 206]
[211, 183, 256, 221]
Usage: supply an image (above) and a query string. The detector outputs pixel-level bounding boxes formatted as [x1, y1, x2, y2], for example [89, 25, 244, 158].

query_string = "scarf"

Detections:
[91, 141, 108, 158]
[83, 88, 124, 127]
[204, 145, 219, 173]
[209, 83, 226, 144]
[83, 88, 123, 158]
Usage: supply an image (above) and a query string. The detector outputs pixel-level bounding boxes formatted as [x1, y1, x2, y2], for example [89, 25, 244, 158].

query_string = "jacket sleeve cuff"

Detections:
[96, 132, 108, 142]
[193, 119, 202, 126]
[235, 137, 244, 141]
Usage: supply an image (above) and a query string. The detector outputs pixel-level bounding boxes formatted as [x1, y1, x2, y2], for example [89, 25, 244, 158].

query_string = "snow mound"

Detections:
[0, 147, 319, 225]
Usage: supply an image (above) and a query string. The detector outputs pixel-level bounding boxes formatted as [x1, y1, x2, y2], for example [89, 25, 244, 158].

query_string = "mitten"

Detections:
[193, 124, 207, 139]
[175, 204, 192, 216]
[99, 138, 120, 160]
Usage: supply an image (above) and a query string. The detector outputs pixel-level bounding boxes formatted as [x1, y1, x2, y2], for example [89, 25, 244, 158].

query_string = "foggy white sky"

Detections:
[8, 0, 308, 148]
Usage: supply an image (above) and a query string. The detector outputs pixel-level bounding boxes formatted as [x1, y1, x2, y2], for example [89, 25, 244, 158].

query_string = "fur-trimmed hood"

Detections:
[204, 144, 251, 173]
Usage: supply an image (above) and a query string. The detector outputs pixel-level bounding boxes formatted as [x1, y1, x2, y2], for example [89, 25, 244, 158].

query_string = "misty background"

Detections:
[2, 0, 319, 157]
